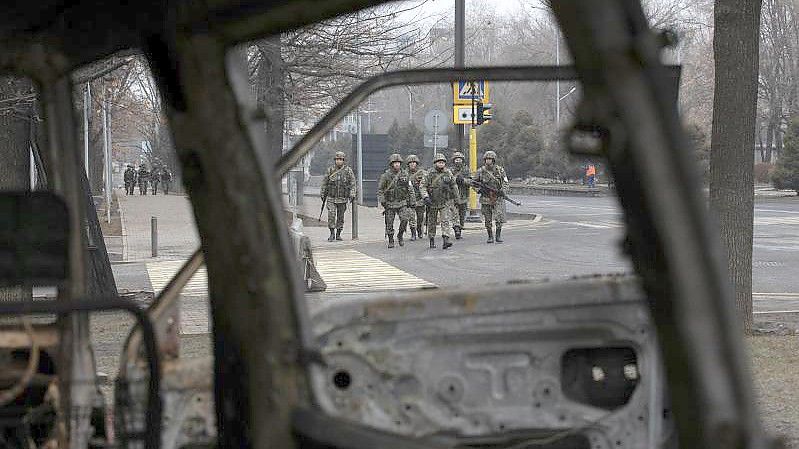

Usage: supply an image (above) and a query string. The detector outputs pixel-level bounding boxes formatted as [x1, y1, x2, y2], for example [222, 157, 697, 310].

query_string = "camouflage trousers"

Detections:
[384, 206, 412, 235]
[408, 205, 426, 230]
[427, 205, 453, 238]
[451, 202, 467, 229]
[327, 202, 347, 230]
[481, 202, 506, 228]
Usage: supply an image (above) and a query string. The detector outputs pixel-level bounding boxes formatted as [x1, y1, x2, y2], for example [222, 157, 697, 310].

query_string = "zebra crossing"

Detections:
[313, 248, 436, 292]
[146, 260, 208, 296]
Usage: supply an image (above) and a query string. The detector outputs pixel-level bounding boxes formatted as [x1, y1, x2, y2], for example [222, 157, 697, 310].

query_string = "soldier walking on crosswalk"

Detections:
[450, 151, 470, 239]
[472, 150, 509, 243]
[421, 153, 459, 249]
[320, 151, 356, 242]
[405, 154, 426, 241]
[378, 153, 414, 248]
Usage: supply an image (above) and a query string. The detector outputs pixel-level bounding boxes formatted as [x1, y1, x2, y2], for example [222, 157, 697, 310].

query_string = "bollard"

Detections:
[151, 216, 158, 257]
[351, 199, 358, 240]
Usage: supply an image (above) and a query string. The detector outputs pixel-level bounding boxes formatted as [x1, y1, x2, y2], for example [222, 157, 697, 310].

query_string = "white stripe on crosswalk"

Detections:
[755, 217, 799, 225]
[314, 249, 435, 292]
[146, 260, 208, 296]
[558, 220, 623, 229]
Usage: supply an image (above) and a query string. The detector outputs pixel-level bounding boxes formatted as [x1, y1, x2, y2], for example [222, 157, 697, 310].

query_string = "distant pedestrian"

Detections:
[421, 153, 459, 249]
[161, 168, 173, 194]
[405, 154, 426, 241]
[586, 164, 596, 188]
[472, 150, 508, 243]
[123, 164, 136, 195]
[378, 153, 413, 248]
[450, 151, 471, 240]
[151, 166, 161, 194]
[137, 164, 150, 195]
[320, 151, 356, 241]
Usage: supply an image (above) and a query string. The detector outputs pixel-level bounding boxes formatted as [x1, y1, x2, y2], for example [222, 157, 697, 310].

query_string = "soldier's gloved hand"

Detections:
[381, 202, 387, 209]
[350, 195, 356, 202]
[456, 175, 464, 186]
[423, 197, 432, 207]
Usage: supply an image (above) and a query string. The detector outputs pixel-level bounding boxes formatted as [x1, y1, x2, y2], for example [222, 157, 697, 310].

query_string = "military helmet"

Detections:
[434, 153, 446, 163]
[334, 151, 346, 160]
[451, 151, 465, 161]
[483, 150, 497, 160]
[406, 154, 420, 164]
[389, 153, 403, 164]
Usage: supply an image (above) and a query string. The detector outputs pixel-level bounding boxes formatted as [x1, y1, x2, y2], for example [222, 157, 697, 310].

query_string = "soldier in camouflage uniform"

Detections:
[449, 151, 471, 239]
[320, 151, 356, 242]
[378, 153, 414, 248]
[405, 154, 426, 241]
[420, 153, 459, 249]
[471, 150, 509, 243]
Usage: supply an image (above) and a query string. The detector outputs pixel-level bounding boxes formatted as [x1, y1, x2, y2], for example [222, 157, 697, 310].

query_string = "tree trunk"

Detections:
[0, 78, 33, 301]
[256, 36, 285, 160]
[709, 0, 762, 334]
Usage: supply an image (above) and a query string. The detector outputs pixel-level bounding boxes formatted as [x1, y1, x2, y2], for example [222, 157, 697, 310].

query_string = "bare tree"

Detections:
[710, 0, 762, 333]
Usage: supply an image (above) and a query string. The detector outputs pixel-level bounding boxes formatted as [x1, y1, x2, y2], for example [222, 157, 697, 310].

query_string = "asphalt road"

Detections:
[309, 195, 799, 316]
[110, 193, 799, 318]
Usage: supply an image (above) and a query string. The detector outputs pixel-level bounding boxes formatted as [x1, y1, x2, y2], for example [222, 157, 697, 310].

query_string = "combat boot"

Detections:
[335, 229, 343, 241]
[495, 227, 503, 243]
[410, 227, 417, 241]
[327, 229, 335, 242]
[429, 237, 436, 249]
[442, 236, 453, 249]
[397, 230, 405, 247]
[387, 234, 395, 249]
[454, 226, 462, 240]
[486, 226, 494, 244]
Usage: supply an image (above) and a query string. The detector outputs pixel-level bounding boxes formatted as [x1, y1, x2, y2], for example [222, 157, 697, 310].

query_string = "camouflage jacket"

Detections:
[450, 163, 471, 204]
[377, 168, 413, 208]
[421, 168, 459, 209]
[407, 167, 426, 207]
[473, 164, 509, 205]
[123, 168, 136, 183]
[137, 169, 150, 182]
[321, 165, 356, 204]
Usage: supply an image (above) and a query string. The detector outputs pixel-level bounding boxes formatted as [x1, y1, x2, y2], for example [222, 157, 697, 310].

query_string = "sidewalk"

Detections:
[116, 189, 200, 261]
[285, 194, 391, 245]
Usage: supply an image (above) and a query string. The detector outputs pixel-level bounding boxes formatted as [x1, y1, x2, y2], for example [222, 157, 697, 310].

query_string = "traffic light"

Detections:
[476, 102, 493, 125]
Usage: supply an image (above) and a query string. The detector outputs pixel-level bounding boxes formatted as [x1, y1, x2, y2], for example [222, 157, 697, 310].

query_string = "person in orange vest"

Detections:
[586, 164, 597, 188]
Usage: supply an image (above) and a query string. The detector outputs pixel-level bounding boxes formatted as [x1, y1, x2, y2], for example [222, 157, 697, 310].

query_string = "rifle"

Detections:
[467, 178, 522, 206]
[318, 195, 327, 221]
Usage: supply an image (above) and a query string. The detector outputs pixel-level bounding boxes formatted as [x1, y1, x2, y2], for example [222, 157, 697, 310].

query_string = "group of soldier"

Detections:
[123, 164, 173, 196]
[320, 149, 509, 250]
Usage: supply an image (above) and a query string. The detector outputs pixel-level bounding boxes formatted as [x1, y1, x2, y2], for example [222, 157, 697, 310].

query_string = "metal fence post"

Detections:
[151, 216, 158, 257]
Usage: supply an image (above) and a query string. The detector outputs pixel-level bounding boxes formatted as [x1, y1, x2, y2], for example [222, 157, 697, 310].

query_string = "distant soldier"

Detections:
[151, 166, 161, 194]
[378, 153, 413, 248]
[405, 154, 426, 241]
[450, 151, 471, 239]
[472, 150, 509, 243]
[123, 164, 136, 195]
[420, 153, 459, 249]
[320, 151, 356, 241]
[161, 168, 173, 194]
[137, 164, 150, 195]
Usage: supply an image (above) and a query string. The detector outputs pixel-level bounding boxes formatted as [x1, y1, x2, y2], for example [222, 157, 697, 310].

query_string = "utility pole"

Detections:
[555, 25, 561, 129]
[455, 0, 465, 152]
[84, 83, 91, 179]
[102, 89, 111, 224]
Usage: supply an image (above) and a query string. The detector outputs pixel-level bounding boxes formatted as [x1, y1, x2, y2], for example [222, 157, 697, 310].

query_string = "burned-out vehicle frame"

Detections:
[0, 1, 774, 449]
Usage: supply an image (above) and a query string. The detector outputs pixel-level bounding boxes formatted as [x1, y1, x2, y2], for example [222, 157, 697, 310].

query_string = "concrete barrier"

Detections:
[509, 184, 611, 197]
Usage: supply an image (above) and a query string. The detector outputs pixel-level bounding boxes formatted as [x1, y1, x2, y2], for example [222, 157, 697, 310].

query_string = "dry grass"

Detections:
[749, 336, 799, 447]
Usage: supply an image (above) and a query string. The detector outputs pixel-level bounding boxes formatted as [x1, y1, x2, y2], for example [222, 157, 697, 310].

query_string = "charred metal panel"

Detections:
[310, 277, 674, 448]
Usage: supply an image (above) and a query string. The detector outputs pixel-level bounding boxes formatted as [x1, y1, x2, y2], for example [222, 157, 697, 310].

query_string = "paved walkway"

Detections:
[117, 189, 200, 261]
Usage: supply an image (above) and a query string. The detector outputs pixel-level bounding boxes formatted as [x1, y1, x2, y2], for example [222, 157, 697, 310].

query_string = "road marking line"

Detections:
[314, 249, 435, 292]
[557, 220, 623, 229]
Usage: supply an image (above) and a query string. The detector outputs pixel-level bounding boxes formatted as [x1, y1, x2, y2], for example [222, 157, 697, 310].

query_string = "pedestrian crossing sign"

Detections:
[452, 80, 489, 104]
